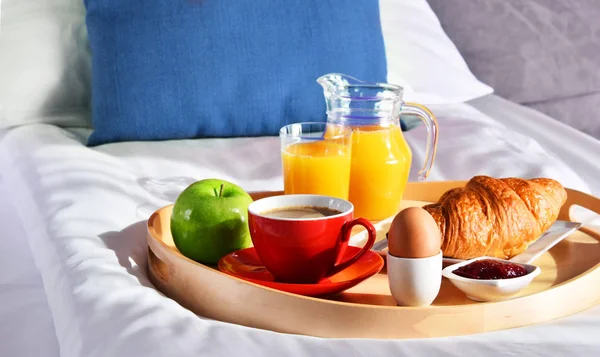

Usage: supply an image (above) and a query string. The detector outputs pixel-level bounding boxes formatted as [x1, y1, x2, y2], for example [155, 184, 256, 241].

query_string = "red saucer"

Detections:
[218, 246, 384, 297]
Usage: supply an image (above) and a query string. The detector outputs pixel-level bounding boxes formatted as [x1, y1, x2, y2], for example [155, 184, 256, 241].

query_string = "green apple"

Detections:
[170, 178, 254, 264]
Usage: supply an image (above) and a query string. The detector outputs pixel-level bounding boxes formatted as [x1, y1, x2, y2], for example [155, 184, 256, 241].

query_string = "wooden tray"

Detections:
[146, 181, 600, 339]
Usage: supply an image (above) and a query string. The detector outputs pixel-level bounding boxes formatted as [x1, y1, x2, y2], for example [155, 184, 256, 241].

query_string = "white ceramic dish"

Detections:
[441, 257, 541, 302]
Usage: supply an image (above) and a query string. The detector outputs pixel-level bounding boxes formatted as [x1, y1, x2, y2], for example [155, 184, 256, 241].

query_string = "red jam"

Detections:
[453, 259, 528, 280]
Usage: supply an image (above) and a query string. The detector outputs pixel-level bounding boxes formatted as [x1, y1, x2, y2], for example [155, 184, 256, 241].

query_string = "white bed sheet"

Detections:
[469, 94, 600, 197]
[1, 99, 600, 357]
[0, 178, 60, 357]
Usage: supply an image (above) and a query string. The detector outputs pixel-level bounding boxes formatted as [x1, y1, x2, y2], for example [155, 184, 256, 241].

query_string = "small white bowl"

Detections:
[387, 250, 442, 306]
[442, 257, 541, 302]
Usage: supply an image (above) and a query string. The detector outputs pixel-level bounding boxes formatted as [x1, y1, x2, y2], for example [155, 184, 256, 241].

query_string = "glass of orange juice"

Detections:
[280, 122, 352, 200]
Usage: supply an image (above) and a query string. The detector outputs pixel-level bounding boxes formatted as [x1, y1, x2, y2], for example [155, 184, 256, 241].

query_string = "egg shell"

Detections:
[388, 207, 441, 259]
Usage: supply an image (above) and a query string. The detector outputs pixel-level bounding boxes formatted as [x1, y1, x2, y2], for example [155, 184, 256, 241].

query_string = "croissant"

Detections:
[422, 176, 567, 260]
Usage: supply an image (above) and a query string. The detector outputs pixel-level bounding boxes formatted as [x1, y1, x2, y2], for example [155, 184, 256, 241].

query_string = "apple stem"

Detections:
[218, 184, 224, 197]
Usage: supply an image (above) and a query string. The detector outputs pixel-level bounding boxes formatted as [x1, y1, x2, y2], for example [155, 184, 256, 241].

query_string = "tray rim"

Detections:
[146, 180, 600, 338]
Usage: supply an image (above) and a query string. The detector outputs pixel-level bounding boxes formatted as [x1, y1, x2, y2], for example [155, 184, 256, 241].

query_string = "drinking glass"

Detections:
[280, 122, 352, 200]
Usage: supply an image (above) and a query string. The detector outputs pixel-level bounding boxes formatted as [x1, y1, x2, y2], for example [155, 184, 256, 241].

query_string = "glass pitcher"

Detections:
[317, 73, 439, 221]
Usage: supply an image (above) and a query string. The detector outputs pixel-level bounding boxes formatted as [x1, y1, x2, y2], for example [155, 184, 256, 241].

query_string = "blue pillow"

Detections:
[84, 0, 388, 146]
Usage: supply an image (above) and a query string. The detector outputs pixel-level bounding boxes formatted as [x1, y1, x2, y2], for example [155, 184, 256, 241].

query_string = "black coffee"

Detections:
[262, 206, 342, 219]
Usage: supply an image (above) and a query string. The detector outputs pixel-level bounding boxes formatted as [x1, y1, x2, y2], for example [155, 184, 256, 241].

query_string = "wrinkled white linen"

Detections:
[0, 179, 60, 357]
[470, 94, 600, 197]
[1, 101, 600, 357]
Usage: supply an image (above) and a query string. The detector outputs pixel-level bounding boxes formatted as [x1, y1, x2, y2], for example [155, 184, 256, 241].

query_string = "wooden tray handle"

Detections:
[561, 188, 600, 241]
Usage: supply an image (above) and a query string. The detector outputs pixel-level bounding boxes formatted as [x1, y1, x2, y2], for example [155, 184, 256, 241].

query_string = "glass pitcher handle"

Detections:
[400, 102, 439, 180]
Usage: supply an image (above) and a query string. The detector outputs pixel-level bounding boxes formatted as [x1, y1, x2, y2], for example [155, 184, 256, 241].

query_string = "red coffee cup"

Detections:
[248, 194, 377, 284]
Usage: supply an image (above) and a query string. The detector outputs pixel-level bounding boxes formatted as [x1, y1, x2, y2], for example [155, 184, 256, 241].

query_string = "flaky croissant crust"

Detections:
[422, 176, 567, 259]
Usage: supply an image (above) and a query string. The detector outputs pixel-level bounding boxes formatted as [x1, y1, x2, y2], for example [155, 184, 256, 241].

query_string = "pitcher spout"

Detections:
[317, 73, 402, 99]
[316, 73, 365, 96]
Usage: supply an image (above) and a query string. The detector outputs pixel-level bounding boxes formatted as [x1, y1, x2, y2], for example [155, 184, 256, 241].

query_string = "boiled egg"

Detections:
[388, 207, 441, 258]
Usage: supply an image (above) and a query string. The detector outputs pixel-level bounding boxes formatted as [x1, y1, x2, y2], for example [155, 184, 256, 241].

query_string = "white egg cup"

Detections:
[387, 250, 442, 306]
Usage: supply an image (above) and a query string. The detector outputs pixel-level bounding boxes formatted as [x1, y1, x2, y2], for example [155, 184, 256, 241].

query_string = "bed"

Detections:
[2, 1, 600, 356]
[2, 94, 600, 357]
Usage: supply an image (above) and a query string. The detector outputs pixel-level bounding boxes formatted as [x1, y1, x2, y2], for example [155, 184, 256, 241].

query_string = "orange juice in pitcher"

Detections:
[349, 124, 412, 219]
[318, 73, 439, 220]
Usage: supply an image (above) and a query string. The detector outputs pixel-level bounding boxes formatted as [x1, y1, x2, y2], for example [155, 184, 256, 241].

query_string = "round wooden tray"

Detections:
[146, 181, 600, 339]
